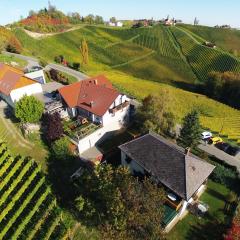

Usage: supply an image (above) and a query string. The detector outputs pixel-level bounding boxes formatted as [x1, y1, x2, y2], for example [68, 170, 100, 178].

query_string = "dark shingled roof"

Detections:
[119, 133, 215, 200]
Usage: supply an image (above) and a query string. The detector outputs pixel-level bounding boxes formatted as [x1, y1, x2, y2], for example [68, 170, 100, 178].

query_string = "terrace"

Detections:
[64, 119, 102, 142]
[109, 101, 130, 114]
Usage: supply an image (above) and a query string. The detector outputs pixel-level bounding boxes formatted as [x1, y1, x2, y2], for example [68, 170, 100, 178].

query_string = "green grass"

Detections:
[0, 54, 27, 68]
[167, 181, 232, 240]
[14, 25, 197, 85]
[0, 111, 49, 172]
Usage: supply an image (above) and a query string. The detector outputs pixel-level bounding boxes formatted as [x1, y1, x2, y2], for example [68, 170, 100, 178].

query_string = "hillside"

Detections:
[0, 27, 22, 53]
[180, 24, 240, 57]
[0, 141, 69, 240]
[170, 26, 240, 81]
[14, 25, 197, 85]
[13, 25, 240, 143]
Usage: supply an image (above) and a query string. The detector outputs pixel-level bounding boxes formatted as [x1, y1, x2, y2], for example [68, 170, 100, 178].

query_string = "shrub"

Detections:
[43, 112, 63, 143]
[39, 58, 48, 67]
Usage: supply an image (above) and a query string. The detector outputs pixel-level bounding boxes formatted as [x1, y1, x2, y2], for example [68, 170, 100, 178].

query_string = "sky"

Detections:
[0, 0, 239, 28]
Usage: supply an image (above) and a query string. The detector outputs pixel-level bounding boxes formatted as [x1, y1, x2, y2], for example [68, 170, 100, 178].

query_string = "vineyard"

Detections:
[0, 141, 69, 240]
[179, 24, 240, 55]
[170, 27, 240, 81]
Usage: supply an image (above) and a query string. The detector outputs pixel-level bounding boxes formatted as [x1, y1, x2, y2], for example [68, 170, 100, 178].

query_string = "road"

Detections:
[2, 51, 88, 81]
[199, 142, 240, 173]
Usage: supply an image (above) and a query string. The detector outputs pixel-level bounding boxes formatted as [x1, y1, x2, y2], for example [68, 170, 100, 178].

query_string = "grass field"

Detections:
[167, 181, 232, 240]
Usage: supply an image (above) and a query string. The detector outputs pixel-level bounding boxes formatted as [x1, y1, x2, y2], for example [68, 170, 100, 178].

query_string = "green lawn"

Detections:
[167, 181, 232, 240]
[0, 54, 27, 68]
[0, 109, 49, 172]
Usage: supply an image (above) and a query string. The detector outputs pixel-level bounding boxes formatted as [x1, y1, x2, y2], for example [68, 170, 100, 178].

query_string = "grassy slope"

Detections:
[170, 26, 240, 82]
[14, 25, 240, 142]
[0, 54, 27, 68]
[180, 24, 240, 54]
[14, 25, 196, 85]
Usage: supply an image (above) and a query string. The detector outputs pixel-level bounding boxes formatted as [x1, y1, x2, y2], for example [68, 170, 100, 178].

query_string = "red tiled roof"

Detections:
[0, 63, 37, 95]
[59, 75, 120, 116]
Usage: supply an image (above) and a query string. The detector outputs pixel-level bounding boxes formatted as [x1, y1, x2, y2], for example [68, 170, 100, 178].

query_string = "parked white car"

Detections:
[201, 131, 212, 140]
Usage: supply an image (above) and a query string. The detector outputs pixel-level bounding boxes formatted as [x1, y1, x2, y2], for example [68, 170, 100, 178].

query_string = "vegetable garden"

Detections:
[0, 141, 69, 240]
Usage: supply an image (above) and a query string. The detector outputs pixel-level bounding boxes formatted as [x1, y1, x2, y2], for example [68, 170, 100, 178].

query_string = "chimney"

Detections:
[90, 101, 94, 107]
[185, 147, 191, 155]
[94, 79, 98, 85]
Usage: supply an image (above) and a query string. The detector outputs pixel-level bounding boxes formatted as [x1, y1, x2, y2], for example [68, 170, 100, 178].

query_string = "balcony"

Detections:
[109, 101, 130, 114]
[64, 120, 102, 142]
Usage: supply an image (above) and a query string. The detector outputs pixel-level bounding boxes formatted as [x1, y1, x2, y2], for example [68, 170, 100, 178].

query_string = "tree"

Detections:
[95, 15, 104, 24]
[52, 136, 72, 161]
[80, 38, 89, 65]
[137, 92, 175, 137]
[15, 95, 44, 123]
[205, 71, 240, 109]
[43, 112, 63, 143]
[178, 110, 201, 148]
[74, 165, 165, 240]
[110, 17, 116, 23]
[194, 17, 199, 25]
[85, 14, 95, 24]
[28, 10, 36, 17]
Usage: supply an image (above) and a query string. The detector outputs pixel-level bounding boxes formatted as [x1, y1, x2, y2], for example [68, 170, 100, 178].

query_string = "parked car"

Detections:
[215, 142, 230, 152]
[226, 146, 240, 157]
[208, 136, 223, 145]
[201, 131, 212, 140]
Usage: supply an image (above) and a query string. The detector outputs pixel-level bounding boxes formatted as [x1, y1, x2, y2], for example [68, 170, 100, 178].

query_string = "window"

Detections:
[125, 156, 132, 164]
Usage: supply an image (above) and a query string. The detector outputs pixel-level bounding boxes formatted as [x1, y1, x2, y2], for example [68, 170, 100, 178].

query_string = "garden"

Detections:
[167, 181, 235, 240]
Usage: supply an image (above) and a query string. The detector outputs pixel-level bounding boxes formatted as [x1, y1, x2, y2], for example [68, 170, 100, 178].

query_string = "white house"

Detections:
[59, 75, 131, 155]
[25, 67, 46, 84]
[108, 21, 123, 27]
[119, 133, 215, 230]
[116, 21, 123, 27]
[0, 63, 43, 107]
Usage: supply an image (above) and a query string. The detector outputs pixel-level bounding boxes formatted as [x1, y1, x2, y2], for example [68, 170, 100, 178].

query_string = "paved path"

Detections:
[45, 63, 88, 81]
[199, 142, 240, 173]
[2, 51, 88, 81]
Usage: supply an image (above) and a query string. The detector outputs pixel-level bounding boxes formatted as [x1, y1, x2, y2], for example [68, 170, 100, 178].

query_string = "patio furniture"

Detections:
[168, 193, 177, 201]
[77, 116, 88, 125]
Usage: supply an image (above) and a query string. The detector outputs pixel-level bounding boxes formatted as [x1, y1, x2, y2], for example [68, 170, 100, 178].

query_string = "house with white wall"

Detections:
[25, 67, 46, 84]
[59, 75, 131, 156]
[119, 132, 215, 230]
[108, 21, 123, 27]
[0, 64, 43, 107]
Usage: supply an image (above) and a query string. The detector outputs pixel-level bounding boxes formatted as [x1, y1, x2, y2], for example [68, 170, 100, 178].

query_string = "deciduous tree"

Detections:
[74, 165, 165, 240]
[43, 112, 63, 143]
[15, 95, 44, 123]
[138, 92, 175, 137]
[52, 136, 72, 160]
[80, 38, 89, 65]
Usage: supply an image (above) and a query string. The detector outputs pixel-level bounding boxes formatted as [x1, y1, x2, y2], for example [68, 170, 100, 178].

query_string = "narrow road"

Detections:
[198, 142, 240, 173]
[45, 63, 88, 81]
[2, 51, 88, 81]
